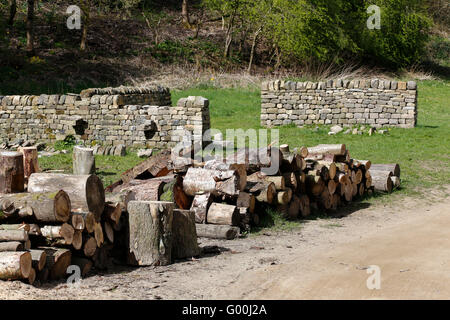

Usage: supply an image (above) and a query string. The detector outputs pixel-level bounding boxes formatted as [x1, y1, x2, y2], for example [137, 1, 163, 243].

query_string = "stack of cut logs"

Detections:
[109, 143, 401, 241]
[0, 148, 129, 285]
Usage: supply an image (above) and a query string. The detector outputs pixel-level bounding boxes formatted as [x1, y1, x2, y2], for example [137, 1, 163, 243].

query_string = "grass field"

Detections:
[37, 79, 449, 232]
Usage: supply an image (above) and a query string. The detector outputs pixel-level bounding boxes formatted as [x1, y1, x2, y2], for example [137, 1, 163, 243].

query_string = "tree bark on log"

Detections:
[0, 190, 71, 223]
[370, 170, 393, 193]
[370, 164, 400, 177]
[203, 160, 247, 191]
[0, 251, 32, 280]
[190, 192, 212, 224]
[28, 173, 105, 219]
[120, 179, 166, 202]
[72, 146, 95, 175]
[0, 229, 28, 242]
[307, 144, 346, 156]
[0, 241, 23, 252]
[0, 151, 24, 193]
[127, 201, 174, 266]
[245, 181, 276, 204]
[196, 224, 240, 240]
[18, 146, 39, 180]
[227, 147, 283, 175]
[248, 172, 285, 191]
[207, 203, 240, 226]
[172, 209, 200, 259]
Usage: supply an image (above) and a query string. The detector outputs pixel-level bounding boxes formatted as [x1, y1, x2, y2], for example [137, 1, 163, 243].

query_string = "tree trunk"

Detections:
[38, 247, 71, 280]
[71, 213, 85, 231]
[0, 151, 24, 193]
[0, 241, 23, 252]
[18, 146, 39, 180]
[8, 0, 17, 26]
[127, 201, 174, 266]
[203, 160, 247, 191]
[28, 173, 105, 220]
[73, 146, 96, 175]
[307, 144, 346, 156]
[27, 267, 36, 285]
[190, 192, 212, 224]
[245, 181, 276, 204]
[29, 249, 46, 271]
[370, 164, 400, 177]
[0, 191, 71, 223]
[370, 170, 393, 193]
[0, 251, 32, 280]
[181, 0, 191, 27]
[93, 221, 104, 247]
[248, 173, 285, 190]
[103, 221, 114, 243]
[277, 188, 292, 205]
[26, 0, 35, 56]
[183, 168, 240, 197]
[172, 209, 200, 259]
[120, 179, 166, 202]
[41, 223, 74, 245]
[206, 203, 240, 226]
[196, 224, 239, 240]
[248, 27, 261, 73]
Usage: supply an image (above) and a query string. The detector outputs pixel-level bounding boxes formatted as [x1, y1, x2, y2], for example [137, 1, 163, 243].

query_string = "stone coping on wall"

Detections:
[260, 79, 418, 128]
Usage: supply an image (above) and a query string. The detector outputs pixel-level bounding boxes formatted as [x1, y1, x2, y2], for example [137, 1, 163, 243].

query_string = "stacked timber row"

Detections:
[108, 144, 400, 242]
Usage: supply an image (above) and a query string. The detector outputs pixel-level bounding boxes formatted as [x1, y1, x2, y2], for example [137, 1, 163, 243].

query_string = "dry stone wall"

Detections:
[260, 79, 417, 128]
[0, 86, 210, 149]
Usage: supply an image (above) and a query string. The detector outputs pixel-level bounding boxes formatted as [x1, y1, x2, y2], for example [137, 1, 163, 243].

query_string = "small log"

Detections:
[18, 146, 39, 180]
[71, 257, 93, 277]
[28, 224, 41, 236]
[370, 170, 393, 193]
[172, 209, 200, 259]
[248, 172, 285, 191]
[29, 249, 46, 271]
[370, 164, 400, 177]
[195, 224, 240, 240]
[0, 241, 23, 252]
[237, 192, 256, 214]
[83, 236, 97, 257]
[277, 188, 292, 205]
[245, 181, 276, 204]
[183, 168, 240, 197]
[307, 144, 346, 156]
[0, 151, 25, 193]
[71, 213, 86, 231]
[190, 192, 213, 224]
[41, 223, 74, 245]
[38, 247, 72, 280]
[207, 203, 240, 226]
[127, 201, 174, 266]
[0, 251, 32, 280]
[84, 212, 96, 233]
[317, 161, 337, 180]
[120, 179, 166, 202]
[72, 230, 83, 250]
[103, 202, 122, 226]
[72, 146, 96, 175]
[0, 229, 28, 242]
[93, 222, 104, 247]
[0, 191, 71, 223]
[28, 173, 105, 219]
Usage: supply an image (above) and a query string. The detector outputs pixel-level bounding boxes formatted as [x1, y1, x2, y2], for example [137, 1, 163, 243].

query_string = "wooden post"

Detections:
[73, 146, 96, 175]
[127, 201, 174, 266]
[0, 151, 24, 193]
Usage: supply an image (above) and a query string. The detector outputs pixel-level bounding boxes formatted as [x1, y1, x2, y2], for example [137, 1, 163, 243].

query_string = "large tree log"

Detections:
[190, 192, 212, 224]
[72, 146, 96, 175]
[370, 170, 393, 193]
[0, 151, 24, 193]
[121, 150, 172, 184]
[0, 251, 32, 280]
[0, 191, 71, 223]
[28, 173, 105, 219]
[196, 224, 240, 240]
[120, 179, 166, 202]
[38, 247, 72, 280]
[172, 209, 200, 260]
[29, 249, 46, 271]
[18, 146, 39, 180]
[370, 164, 400, 177]
[277, 188, 292, 205]
[183, 168, 240, 197]
[127, 201, 174, 266]
[0, 241, 23, 252]
[307, 144, 346, 156]
[207, 203, 240, 226]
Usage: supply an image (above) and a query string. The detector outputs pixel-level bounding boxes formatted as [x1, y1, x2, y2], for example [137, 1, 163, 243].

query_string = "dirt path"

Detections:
[1, 187, 449, 300]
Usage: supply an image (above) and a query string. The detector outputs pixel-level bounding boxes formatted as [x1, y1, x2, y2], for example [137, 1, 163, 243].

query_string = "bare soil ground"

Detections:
[1, 187, 449, 300]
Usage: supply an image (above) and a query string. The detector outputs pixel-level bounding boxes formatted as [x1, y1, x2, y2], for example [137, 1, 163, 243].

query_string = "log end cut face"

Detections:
[54, 190, 72, 222]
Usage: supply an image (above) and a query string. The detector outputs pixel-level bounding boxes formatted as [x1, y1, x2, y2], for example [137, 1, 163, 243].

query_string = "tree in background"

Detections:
[26, 0, 35, 55]
[8, 0, 17, 25]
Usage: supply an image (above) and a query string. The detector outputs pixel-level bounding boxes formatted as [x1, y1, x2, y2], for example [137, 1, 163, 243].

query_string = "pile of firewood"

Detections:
[108, 143, 401, 241]
[0, 148, 129, 285]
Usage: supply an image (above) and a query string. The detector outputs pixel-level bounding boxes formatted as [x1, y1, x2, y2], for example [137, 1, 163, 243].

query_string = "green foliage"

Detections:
[54, 135, 77, 151]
